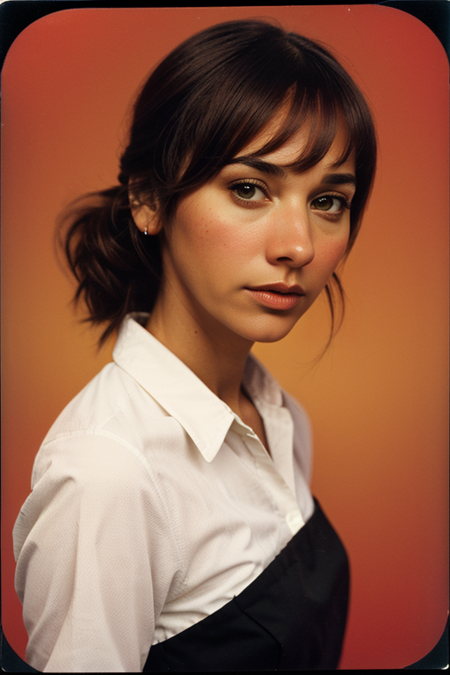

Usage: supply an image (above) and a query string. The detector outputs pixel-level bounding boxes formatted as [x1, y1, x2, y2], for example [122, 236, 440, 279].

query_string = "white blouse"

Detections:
[13, 314, 315, 672]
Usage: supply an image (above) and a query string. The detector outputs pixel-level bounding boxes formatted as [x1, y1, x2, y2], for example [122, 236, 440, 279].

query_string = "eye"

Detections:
[311, 194, 350, 215]
[229, 181, 268, 204]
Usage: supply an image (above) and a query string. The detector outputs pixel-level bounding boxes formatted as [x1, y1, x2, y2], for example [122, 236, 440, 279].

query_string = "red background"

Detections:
[1, 6, 448, 669]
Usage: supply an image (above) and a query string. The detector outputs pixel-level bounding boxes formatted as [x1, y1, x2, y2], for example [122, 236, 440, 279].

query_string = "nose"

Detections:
[266, 206, 315, 268]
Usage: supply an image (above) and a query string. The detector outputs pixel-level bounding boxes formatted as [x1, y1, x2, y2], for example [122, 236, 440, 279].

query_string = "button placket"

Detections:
[242, 433, 305, 535]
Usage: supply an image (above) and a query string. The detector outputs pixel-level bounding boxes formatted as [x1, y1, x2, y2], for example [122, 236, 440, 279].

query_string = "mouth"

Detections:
[249, 282, 305, 295]
[245, 282, 305, 310]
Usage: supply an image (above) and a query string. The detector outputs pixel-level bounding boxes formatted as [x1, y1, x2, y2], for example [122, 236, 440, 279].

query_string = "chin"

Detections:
[252, 330, 295, 344]
[236, 316, 301, 344]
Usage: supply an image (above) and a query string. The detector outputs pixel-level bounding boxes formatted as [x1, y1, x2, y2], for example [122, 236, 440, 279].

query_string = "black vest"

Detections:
[144, 498, 349, 671]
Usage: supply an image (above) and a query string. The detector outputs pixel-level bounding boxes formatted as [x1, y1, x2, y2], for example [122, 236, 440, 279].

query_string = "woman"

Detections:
[13, 19, 376, 672]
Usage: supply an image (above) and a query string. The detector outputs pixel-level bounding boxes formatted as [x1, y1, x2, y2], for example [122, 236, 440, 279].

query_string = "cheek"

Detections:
[184, 214, 256, 263]
[173, 192, 264, 267]
[315, 234, 349, 277]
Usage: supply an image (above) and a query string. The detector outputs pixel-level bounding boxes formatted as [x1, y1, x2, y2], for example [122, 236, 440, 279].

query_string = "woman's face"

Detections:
[155, 119, 355, 346]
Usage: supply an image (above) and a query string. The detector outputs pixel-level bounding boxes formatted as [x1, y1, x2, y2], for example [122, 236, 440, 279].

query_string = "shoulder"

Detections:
[40, 361, 187, 465]
[282, 389, 312, 443]
[28, 361, 192, 529]
[281, 388, 313, 484]
[43, 361, 159, 438]
[15, 363, 187, 581]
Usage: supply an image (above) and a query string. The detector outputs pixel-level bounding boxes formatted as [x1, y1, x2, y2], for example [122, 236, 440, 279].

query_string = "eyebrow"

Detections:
[322, 172, 356, 188]
[226, 157, 356, 187]
[226, 157, 286, 178]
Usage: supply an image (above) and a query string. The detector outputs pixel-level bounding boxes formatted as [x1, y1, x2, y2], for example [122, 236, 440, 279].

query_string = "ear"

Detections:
[129, 193, 163, 235]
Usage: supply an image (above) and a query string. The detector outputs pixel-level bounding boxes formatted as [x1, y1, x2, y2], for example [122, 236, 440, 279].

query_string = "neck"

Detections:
[146, 296, 253, 415]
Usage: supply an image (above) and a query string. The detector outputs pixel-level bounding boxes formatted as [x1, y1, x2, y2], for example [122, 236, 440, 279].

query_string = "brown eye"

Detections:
[311, 195, 346, 213]
[230, 181, 267, 203]
[235, 184, 257, 200]
[314, 196, 334, 210]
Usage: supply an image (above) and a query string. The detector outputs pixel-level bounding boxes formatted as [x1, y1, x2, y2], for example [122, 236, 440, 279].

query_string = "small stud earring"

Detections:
[144, 227, 148, 236]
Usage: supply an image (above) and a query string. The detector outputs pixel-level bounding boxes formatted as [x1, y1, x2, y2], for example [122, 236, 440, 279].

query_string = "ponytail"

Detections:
[59, 184, 161, 346]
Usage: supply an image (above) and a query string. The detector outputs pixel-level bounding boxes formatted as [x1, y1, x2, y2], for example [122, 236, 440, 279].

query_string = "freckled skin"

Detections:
[152, 123, 354, 348]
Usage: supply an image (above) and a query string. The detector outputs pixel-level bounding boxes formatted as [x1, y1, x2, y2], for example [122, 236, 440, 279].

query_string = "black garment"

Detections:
[144, 498, 349, 671]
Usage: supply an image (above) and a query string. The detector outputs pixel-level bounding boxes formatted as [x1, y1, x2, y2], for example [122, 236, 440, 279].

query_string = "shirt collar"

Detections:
[242, 351, 284, 410]
[113, 314, 285, 462]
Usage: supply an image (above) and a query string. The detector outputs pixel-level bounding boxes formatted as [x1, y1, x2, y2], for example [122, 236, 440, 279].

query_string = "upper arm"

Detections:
[14, 433, 180, 672]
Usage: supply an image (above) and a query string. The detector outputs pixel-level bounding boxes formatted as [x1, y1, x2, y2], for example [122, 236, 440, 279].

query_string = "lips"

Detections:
[248, 282, 305, 295]
[245, 282, 305, 310]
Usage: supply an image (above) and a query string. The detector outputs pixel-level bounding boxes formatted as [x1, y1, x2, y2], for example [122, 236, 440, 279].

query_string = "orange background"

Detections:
[1, 6, 448, 669]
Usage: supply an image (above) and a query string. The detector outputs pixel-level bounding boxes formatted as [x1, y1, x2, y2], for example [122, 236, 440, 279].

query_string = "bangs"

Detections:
[238, 88, 355, 174]
[172, 33, 373, 206]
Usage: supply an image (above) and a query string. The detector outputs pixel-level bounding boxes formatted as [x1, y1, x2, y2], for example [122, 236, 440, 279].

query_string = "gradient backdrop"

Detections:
[1, 6, 448, 670]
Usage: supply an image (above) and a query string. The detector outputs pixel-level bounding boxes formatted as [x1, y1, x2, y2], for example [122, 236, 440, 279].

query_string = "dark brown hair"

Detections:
[61, 19, 377, 345]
